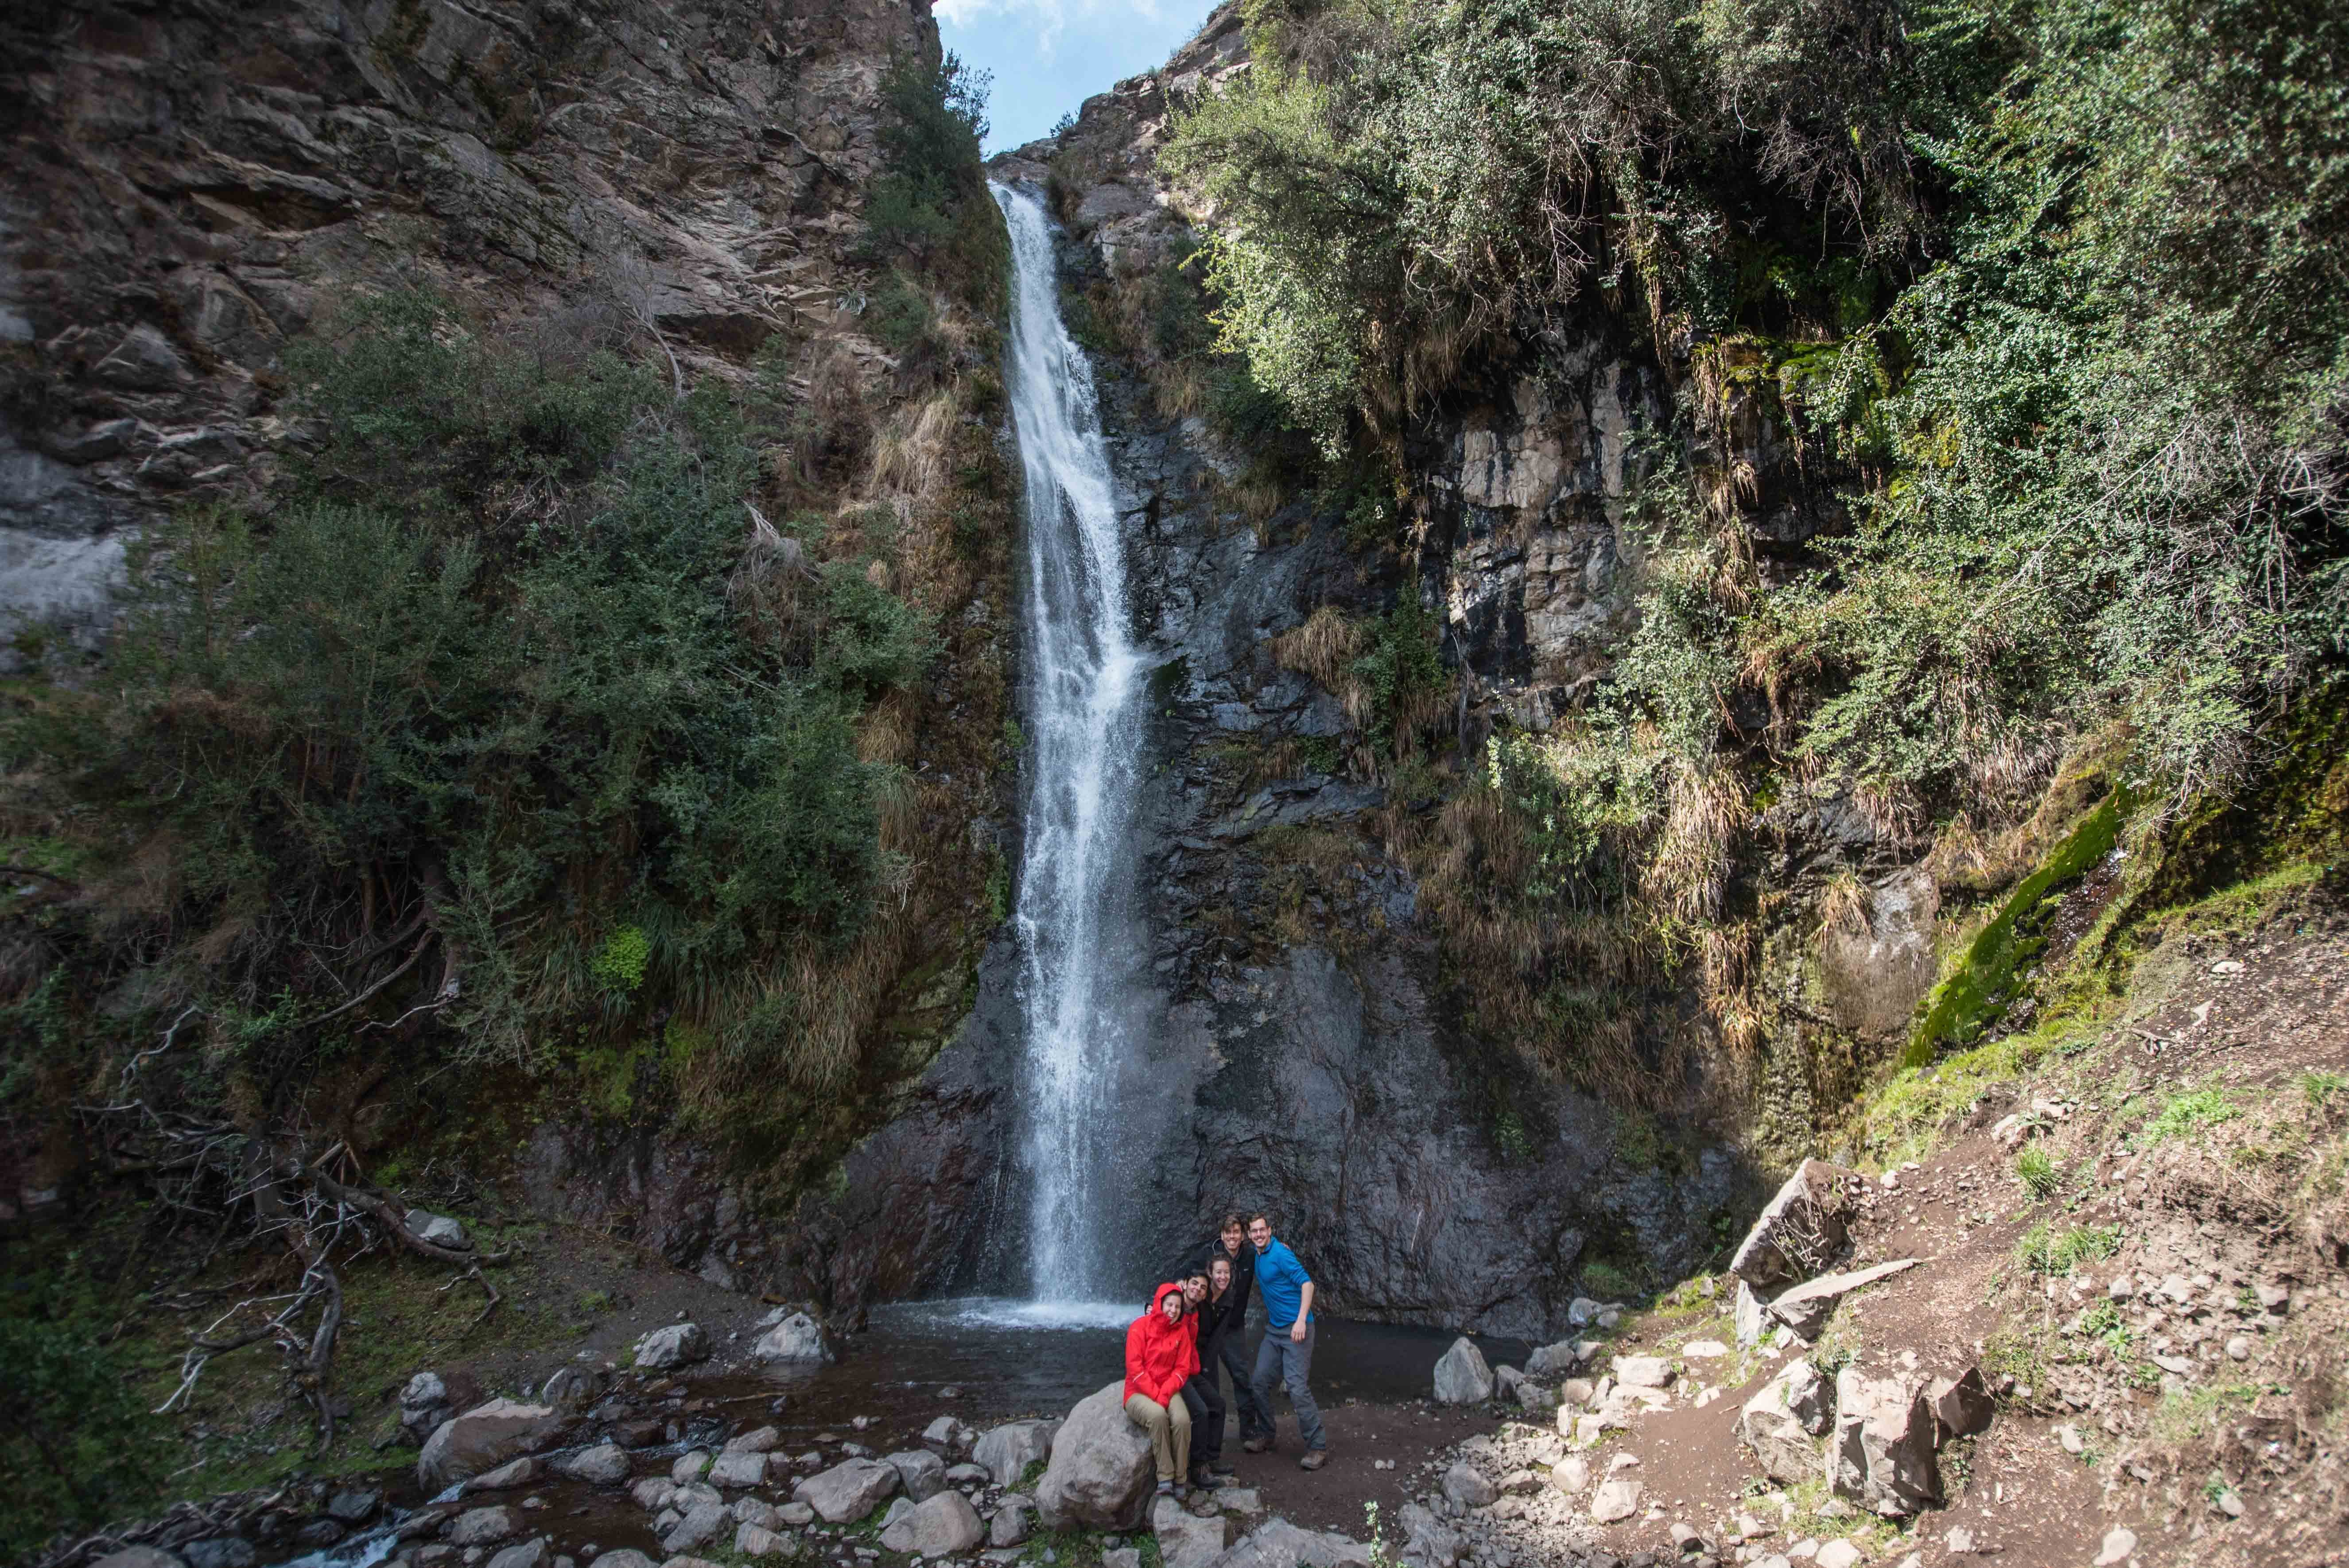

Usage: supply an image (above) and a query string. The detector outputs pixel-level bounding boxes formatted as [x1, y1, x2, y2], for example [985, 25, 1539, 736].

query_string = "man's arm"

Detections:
[1291, 1279, 1315, 1342]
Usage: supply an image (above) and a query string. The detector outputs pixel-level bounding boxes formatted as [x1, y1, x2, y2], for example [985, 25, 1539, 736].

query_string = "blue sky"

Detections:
[936, 0, 1223, 153]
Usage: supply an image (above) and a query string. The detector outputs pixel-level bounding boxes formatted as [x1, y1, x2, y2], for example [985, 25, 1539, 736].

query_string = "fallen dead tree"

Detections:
[73, 1092, 515, 1454]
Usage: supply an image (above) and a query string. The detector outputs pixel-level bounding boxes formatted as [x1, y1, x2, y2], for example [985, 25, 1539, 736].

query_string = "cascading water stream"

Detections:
[993, 182, 1147, 1315]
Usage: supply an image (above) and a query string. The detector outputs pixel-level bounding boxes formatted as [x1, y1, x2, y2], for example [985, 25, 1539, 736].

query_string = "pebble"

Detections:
[1815, 1542, 1860, 1568]
[2214, 1488, 2244, 1518]
[1945, 1526, 1974, 1553]
[2094, 1527, 2138, 1564]
[2256, 1283, 2291, 1313]
[2108, 1275, 2135, 1300]
[2057, 1424, 2085, 1454]
[2226, 1335, 2252, 1361]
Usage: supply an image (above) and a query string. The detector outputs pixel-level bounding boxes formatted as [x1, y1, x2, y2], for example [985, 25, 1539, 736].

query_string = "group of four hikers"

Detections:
[1120, 1211, 1327, 1500]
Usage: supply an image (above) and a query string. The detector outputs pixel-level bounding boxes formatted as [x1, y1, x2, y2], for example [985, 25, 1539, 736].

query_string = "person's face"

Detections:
[1221, 1221, 1244, 1254]
[1184, 1276, 1208, 1306]
[1247, 1218, 1272, 1252]
[1211, 1260, 1232, 1295]
[1161, 1292, 1185, 1323]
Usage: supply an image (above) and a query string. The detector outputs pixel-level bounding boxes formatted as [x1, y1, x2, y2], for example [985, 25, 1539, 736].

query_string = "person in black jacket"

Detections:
[1178, 1256, 1241, 1486]
[1172, 1213, 1270, 1463]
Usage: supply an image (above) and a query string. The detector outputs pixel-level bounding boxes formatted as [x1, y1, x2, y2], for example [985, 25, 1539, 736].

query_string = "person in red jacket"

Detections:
[1123, 1281, 1200, 1497]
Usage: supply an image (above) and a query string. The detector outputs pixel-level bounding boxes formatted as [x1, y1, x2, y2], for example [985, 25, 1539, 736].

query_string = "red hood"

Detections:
[1124, 1281, 1201, 1407]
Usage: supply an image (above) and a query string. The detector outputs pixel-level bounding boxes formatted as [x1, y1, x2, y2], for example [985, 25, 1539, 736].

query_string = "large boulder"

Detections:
[661, 1499, 730, 1553]
[879, 1491, 985, 1556]
[1394, 1506, 1460, 1568]
[1035, 1380, 1154, 1531]
[419, 1401, 565, 1490]
[707, 1452, 771, 1488]
[1440, 1464, 1496, 1509]
[1588, 1479, 1642, 1523]
[1738, 1370, 1821, 1485]
[1829, 1366, 1942, 1516]
[537, 1366, 604, 1413]
[447, 1507, 521, 1546]
[1926, 1365, 1995, 1440]
[1729, 1160, 1862, 1287]
[92, 1552, 183, 1568]
[1785, 1358, 1832, 1434]
[1733, 1280, 1772, 1345]
[974, 1418, 1058, 1486]
[1523, 1339, 1584, 1378]
[752, 1312, 835, 1364]
[632, 1322, 710, 1370]
[1767, 1258, 1918, 1341]
[555, 1444, 630, 1486]
[885, 1448, 946, 1500]
[793, 1458, 901, 1523]
[1153, 1494, 1228, 1568]
[1432, 1338, 1495, 1405]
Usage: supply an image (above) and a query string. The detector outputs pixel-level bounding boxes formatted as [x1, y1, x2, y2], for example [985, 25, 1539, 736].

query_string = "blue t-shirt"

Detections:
[1254, 1238, 1313, 1328]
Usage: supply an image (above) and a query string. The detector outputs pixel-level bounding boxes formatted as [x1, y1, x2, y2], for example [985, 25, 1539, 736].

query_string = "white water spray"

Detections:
[993, 183, 1147, 1312]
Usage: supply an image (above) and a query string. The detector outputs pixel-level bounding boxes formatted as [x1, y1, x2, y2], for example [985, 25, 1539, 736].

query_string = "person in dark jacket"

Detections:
[1178, 1255, 1240, 1487]
[1172, 1212, 1270, 1455]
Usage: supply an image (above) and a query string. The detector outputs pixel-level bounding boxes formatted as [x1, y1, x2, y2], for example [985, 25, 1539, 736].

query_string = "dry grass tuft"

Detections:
[1272, 606, 1368, 695]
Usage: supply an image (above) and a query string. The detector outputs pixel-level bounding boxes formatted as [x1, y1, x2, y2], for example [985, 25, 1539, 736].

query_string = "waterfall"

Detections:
[993, 182, 1147, 1314]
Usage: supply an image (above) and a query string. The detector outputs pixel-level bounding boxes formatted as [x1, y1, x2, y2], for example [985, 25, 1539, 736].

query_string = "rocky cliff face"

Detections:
[0, 0, 1028, 1286]
[0, 0, 926, 660]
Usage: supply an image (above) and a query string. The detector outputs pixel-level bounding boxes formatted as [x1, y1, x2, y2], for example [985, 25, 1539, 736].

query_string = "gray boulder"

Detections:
[1767, 1258, 1918, 1341]
[793, 1457, 901, 1523]
[1397, 1504, 1462, 1568]
[990, 1496, 1035, 1547]
[660, 1498, 730, 1553]
[1153, 1493, 1229, 1568]
[1730, 1159, 1860, 1287]
[632, 1322, 710, 1370]
[1207, 1518, 1375, 1568]
[708, 1451, 771, 1488]
[973, 1418, 1058, 1486]
[1733, 1280, 1772, 1345]
[1829, 1365, 1942, 1516]
[671, 1450, 711, 1484]
[182, 1541, 254, 1568]
[1431, 1338, 1494, 1405]
[1786, 1358, 1832, 1434]
[751, 1312, 834, 1364]
[879, 1490, 985, 1556]
[733, 1523, 789, 1558]
[401, 1370, 455, 1445]
[885, 1447, 947, 1500]
[404, 1208, 471, 1250]
[1738, 1370, 1820, 1485]
[1927, 1365, 1995, 1440]
[725, 1425, 781, 1455]
[447, 1507, 521, 1547]
[1034, 1379, 1153, 1531]
[1523, 1339, 1584, 1378]
[732, 1499, 780, 1529]
[1588, 1479, 1641, 1523]
[536, 1366, 602, 1412]
[419, 1401, 565, 1490]
[1440, 1463, 1496, 1508]
[555, 1444, 630, 1486]
[466, 1457, 543, 1494]
[484, 1542, 547, 1568]
[593, 1555, 656, 1568]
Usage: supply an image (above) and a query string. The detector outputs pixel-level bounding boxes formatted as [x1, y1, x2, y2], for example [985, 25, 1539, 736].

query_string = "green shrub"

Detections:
[2015, 1145, 2063, 1200]
[2017, 1222, 2122, 1275]
[1, 290, 931, 1090]
[2141, 1087, 2241, 1145]
[0, 1316, 165, 1556]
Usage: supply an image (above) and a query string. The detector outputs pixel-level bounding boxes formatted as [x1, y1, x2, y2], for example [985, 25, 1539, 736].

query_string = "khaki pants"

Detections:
[1124, 1391, 1192, 1482]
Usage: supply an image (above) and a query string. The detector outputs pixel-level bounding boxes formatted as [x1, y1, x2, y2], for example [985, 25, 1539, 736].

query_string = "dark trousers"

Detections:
[1180, 1370, 1225, 1471]
[1223, 1329, 1274, 1442]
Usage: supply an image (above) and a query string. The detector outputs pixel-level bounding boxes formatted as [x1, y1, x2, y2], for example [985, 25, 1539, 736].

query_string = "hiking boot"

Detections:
[1209, 1463, 1238, 1481]
[1188, 1468, 1224, 1490]
[1241, 1436, 1272, 1454]
[1156, 1479, 1175, 1497]
[1298, 1448, 1328, 1471]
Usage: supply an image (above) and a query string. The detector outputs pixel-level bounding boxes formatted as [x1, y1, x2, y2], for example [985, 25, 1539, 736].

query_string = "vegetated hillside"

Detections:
[0, 0, 1020, 1549]
[1025, 0, 2347, 1143]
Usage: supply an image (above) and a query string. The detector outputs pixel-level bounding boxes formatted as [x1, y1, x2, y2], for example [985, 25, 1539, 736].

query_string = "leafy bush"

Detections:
[2, 291, 931, 1091]
[0, 1315, 163, 1555]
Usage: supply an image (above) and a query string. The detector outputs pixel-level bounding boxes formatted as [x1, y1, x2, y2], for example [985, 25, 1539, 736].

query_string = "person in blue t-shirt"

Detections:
[1242, 1211, 1328, 1468]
